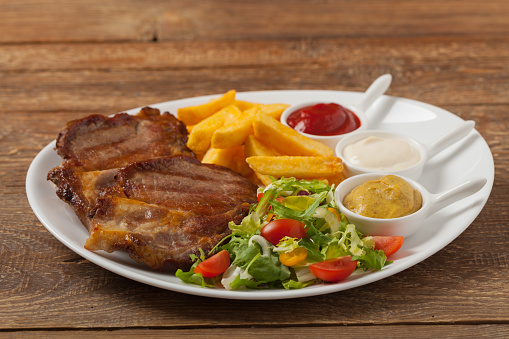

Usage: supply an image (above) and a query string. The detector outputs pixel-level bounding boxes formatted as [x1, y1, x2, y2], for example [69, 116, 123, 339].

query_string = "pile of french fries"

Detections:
[177, 90, 345, 186]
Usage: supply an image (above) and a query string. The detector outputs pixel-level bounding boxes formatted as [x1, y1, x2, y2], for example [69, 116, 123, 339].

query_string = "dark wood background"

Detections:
[1, 1, 508, 337]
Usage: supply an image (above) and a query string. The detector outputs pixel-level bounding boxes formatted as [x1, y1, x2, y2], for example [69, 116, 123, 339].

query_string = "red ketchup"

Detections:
[286, 103, 361, 136]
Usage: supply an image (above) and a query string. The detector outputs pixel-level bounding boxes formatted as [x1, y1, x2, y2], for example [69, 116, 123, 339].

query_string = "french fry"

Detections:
[253, 113, 333, 157]
[178, 91, 344, 187]
[254, 171, 274, 186]
[246, 172, 268, 186]
[246, 156, 343, 179]
[233, 100, 256, 111]
[234, 101, 289, 119]
[244, 134, 281, 157]
[244, 134, 278, 185]
[257, 103, 290, 120]
[202, 146, 253, 177]
[230, 147, 254, 177]
[211, 106, 259, 149]
[178, 90, 236, 126]
[242, 134, 281, 187]
[187, 105, 241, 154]
[202, 148, 226, 166]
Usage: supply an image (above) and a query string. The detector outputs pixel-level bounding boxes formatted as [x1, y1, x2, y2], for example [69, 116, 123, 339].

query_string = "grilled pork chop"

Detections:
[48, 107, 194, 229]
[54, 106, 193, 171]
[48, 108, 258, 272]
[85, 155, 257, 271]
[47, 164, 118, 228]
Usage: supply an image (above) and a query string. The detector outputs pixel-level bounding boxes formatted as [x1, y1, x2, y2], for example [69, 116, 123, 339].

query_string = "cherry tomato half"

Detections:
[309, 256, 357, 283]
[371, 236, 404, 257]
[194, 250, 231, 278]
[261, 219, 307, 246]
[279, 247, 308, 267]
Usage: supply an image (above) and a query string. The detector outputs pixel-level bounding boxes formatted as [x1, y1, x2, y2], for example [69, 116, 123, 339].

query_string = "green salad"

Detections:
[176, 177, 400, 290]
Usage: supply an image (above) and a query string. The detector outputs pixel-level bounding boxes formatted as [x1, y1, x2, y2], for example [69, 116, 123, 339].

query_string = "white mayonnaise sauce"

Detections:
[343, 136, 421, 171]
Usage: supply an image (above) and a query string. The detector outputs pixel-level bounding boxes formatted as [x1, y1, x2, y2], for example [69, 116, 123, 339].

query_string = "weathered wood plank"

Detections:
[2, 36, 508, 73]
[1, 67, 507, 114]
[0, 1, 508, 43]
[4, 325, 509, 338]
[0, 37, 508, 113]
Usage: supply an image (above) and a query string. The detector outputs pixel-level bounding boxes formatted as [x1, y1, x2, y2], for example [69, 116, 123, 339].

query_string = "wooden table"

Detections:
[2, 1, 508, 337]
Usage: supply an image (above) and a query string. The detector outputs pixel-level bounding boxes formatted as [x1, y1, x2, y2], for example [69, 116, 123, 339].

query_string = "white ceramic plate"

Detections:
[26, 90, 494, 300]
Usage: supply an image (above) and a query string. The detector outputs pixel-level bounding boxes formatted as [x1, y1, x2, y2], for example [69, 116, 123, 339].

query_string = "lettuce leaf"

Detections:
[248, 255, 291, 282]
[352, 247, 388, 271]
[175, 256, 216, 288]
[229, 275, 267, 290]
[282, 279, 315, 289]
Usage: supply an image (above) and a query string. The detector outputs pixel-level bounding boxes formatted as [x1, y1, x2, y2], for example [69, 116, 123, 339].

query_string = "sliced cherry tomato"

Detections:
[371, 236, 404, 257]
[309, 256, 357, 283]
[261, 219, 307, 245]
[194, 250, 231, 278]
[279, 247, 308, 266]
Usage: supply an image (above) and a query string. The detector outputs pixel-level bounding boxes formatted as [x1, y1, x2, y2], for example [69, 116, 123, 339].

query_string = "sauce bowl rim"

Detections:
[334, 172, 431, 223]
[334, 129, 428, 176]
[280, 100, 368, 140]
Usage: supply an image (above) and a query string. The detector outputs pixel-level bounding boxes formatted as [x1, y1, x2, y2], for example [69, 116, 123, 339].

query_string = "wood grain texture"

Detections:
[0, 1, 508, 43]
[1, 0, 508, 335]
[4, 325, 509, 338]
[1, 37, 509, 115]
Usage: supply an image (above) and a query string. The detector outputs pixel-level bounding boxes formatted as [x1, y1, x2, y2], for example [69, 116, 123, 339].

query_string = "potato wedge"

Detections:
[253, 113, 333, 157]
[187, 105, 241, 154]
[178, 90, 236, 126]
[246, 156, 343, 179]
[211, 106, 259, 149]
[244, 134, 281, 157]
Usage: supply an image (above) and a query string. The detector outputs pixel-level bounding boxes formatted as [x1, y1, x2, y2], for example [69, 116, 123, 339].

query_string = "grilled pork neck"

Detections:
[48, 107, 195, 229]
[85, 155, 257, 271]
[54, 106, 193, 171]
[48, 108, 258, 272]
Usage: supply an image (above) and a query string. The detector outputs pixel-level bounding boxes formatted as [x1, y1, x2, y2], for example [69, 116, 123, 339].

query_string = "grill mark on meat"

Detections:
[84, 196, 239, 271]
[118, 155, 257, 215]
[48, 108, 258, 272]
[85, 155, 258, 271]
[55, 107, 193, 171]
[48, 107, 195, 229]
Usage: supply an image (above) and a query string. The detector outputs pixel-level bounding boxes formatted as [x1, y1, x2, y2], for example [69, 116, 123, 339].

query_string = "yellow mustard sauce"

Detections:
[343, 175, 422, 219]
